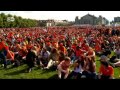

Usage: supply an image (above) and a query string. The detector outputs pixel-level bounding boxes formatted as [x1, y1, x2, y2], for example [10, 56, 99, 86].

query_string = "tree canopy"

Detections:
[0, 13, 38, 28]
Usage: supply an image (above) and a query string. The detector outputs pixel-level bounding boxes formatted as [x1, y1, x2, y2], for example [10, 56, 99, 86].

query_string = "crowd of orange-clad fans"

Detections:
[0, 26, 120, 79]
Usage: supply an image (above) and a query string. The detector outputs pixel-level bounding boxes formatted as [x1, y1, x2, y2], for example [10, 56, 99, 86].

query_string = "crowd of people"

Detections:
[0, 26, 120, 79]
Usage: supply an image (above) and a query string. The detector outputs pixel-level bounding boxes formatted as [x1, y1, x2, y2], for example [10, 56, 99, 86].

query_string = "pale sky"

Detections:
[0, 11, 120, 22]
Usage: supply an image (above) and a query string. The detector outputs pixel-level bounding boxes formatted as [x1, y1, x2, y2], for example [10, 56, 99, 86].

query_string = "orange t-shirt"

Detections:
[60, 61, 70, 70]
[7, 50, 14, 60]
[99, 65, 114, 76]
[95, 44, 101, 52]
[72, 44, 76, 51]
[26, 44, 33, 49]
[59, 46, 66, 54]
[75, 49, 84, 57]
[83, 45, 89, 51]
[0, 41, 9, 51]
[0, 42, 4, 50]
[79, 37, 84, 43]
[87, 50, 94, 56]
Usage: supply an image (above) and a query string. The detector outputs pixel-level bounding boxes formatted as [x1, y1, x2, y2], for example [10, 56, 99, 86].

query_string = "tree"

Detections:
[0, 14, 3, 28]
[0, 13, 39, 28]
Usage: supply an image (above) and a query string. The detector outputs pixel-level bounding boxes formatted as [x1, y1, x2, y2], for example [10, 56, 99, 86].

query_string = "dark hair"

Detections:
[65, 57, 71, 61]
[52, 48, 57, 53]
[76, 46, 80, 50]
[101, 61, 109, 67]
[87, 58, 95, 72]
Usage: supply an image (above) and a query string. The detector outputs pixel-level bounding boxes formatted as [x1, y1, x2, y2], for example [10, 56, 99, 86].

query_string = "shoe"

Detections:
[2, 64, 4, 67]
[44, 67, 49, 70]
[28, 68, 32, 73]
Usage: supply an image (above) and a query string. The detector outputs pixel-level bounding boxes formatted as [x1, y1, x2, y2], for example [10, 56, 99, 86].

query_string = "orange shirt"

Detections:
[60, 61, 70, 70]
[75, 49, 84, 57]
[7, 50, 14, 60]
[26, 44, 33, 49]
[99, 65, 114, 76]
[79, 37, 84, 42]
[95, 44, 101, 52]
[83, 45, 89, 51]
[72, 44, 76, 51]
[87, 50, 94, 56]
[0, 42, 4, 50]
[0, 41, 9, 51]
[59, 46, 66, 54]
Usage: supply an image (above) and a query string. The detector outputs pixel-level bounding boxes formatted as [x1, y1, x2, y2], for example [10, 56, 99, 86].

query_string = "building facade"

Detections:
[114, 17, 120, 22]
[75, 14, 109, 25]
[39, 19, 69, 27]
[38, 20, 55, 27]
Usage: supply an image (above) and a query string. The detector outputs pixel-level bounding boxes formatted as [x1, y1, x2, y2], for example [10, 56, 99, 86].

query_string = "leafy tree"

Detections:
[0, 13, 39, 28]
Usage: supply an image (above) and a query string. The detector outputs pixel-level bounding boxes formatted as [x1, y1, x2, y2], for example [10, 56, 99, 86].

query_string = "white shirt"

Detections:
[114, 49, 120, 55]
[74, 64, 83, 73]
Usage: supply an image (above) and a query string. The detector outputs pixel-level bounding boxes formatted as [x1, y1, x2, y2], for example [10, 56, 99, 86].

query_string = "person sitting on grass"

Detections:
[57, 57, 71, 79]
[100, 54, 116, 68]
[40, 48, 50, 69]
[81, 56, 96, 79]
[26, 47, 36, 73]
[0, 48, 7, 68]
[85, 47, 96, 62]
[44, 48, 59, 70]
[59, 51, 65, 63]
[114, 46, 120, 59]
[67, 48, 76, 64]
[98, 61, 114, 79]
[68, 56, 84, 79]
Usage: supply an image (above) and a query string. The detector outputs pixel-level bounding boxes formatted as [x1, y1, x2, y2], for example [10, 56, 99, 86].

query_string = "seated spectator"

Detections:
[114, 46, 120, 59]
[86, 47, 96, 62]
[81, 57, 96, 79]
[68, 56, 84, 79]
[98, 61, 114, 79]
[44, 48, 59, 70]
[67, 48, 76, 63]
[26, 48, 37, 73]
[40, 48, 50, 68]
[57, 57, 71, 79]
[100, 55, 115, 68]
[59, 51, 65, 63]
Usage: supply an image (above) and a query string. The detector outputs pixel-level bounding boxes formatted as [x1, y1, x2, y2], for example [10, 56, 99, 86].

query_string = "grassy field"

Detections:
[0, 53, 120, 79]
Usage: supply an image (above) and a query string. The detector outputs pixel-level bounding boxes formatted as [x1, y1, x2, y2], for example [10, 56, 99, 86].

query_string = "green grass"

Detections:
[0, 52, 120, 79]
[0, 65, 57, 79]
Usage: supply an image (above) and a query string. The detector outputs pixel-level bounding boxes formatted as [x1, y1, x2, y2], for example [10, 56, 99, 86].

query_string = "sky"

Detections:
[0, 11, 120, 22]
